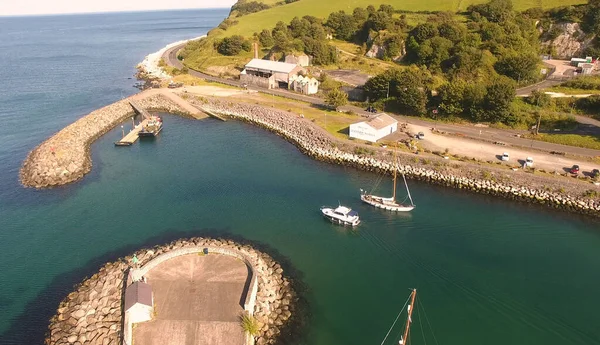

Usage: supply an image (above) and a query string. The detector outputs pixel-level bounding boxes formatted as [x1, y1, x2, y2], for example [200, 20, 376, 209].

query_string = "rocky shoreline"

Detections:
[19, 88, 599, 216]
[189, 97, 600, 217]
[19, 92, 192, 189]
[46, 237, 296, 345]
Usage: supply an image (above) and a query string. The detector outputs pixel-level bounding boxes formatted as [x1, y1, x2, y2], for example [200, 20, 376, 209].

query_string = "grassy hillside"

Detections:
[224, 0, 586, 37]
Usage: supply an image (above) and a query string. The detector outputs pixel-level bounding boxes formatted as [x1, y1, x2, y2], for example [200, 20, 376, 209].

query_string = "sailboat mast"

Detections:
[401, 289, 417, 345]
[392, 145, 397, 201]
[403, 174, 414, 206]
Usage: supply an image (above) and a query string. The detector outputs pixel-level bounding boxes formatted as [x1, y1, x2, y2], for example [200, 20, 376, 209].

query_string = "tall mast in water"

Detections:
[392, 144, 397, 201]
[400, 289, 417, 345]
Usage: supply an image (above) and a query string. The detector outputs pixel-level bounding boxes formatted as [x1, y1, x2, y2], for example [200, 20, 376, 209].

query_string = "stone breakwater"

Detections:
[191, 97, 600, 217]
[46, 237, 296, 345]
[20, 92, 191, 189]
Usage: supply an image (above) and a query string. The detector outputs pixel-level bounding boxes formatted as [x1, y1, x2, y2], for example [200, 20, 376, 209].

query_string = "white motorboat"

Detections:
[320, 205, 360, 226]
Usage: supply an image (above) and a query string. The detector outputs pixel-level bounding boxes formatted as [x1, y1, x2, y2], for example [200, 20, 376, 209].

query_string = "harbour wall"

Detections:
[19, 91, 193, 189]
[46, 238, 296, 345]
[190, 97, 600, 218]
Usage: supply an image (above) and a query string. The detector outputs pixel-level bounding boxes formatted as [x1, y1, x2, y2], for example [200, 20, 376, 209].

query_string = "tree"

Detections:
[352, 7, 369, 24]
[463, 83, 487, 121]
[303, 39, 337, 65]
[289, 17, 311, 38]
[272, 21, 290, 38]
[309, 23, 326, 40]
[259, 29, 274, 47]
[367, 11, 392, 32]
[582, 0, 600, 35]
[411, 23, 439, 44]
[416, 36, 453, 70]
[528, 90, 551, 107]
[468, 0, 514, 23]
[439, 79, 468, 115]
[438, 22, 466, 43]
[231, 1, 270, 16]
[217, 35, 247, 55]
[494, 53, 539, 83]
[483, 76, 516, 123]
[395, 69, 428, 115]
[378, 4, 395, 15]
[325, 88, 348, 110]
[326, 11, 357, 41]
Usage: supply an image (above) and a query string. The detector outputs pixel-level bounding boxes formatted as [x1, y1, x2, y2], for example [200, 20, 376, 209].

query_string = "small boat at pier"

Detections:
[138, 116, 163, 137]
[320, 205, 360, 226]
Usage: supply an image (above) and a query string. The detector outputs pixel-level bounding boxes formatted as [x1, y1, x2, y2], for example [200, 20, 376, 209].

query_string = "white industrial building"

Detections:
[349, 113, 398, 142]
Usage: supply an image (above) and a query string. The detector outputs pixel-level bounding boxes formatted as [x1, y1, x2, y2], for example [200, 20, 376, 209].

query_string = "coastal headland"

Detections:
[45, 237, 296, 345]
[19, 83, 600, 217]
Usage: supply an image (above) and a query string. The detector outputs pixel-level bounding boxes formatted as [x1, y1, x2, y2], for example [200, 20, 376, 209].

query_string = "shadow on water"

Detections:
[0, 229, 311, 345]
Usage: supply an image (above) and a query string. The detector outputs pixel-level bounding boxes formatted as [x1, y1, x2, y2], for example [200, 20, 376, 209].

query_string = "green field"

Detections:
[528, 133, 600, 150]
[223, 0, 586, 38]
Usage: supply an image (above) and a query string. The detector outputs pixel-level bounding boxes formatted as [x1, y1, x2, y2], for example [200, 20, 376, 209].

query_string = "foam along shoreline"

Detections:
[136, 35, 206, 79]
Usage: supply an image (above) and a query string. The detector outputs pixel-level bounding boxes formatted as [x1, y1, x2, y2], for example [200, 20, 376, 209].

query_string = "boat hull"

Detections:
[320, 207, 361, 227]
[139, 126, 162, 137]
[360, 194, 415, 212]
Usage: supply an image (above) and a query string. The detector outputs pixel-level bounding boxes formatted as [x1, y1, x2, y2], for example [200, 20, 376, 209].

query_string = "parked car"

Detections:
[570, 165, 580, 174]
[501, 152, 510, 161]
[415, 132, 425, 140]
[365, 106, 377, 113]
[525, 157, 534, 167]
[592, 169, 600, 178]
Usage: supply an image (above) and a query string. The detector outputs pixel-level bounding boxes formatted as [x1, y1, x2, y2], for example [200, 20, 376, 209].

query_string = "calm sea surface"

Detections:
[1, 9, 600, 345]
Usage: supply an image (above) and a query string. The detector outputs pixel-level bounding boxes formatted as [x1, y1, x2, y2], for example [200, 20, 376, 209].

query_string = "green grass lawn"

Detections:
[547, 86, 600, 95]
[528, 133, 600, 150]
[223, 0, 586, 38]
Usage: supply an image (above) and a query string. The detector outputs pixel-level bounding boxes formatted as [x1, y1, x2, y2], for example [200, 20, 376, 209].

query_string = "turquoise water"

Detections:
[1, 10, 600, 345]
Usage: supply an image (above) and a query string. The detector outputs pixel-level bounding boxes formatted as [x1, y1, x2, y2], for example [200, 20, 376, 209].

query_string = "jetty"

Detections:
[115, 119, 150, 146]
[114, 101, 154, 146]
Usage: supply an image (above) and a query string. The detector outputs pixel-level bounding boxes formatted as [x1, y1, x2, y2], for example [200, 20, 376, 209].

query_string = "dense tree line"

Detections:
[216, 35, 252, 56]
[360, 0, 538, 125]
[230, 1, 270, 17]
[255, 15, 338, 65]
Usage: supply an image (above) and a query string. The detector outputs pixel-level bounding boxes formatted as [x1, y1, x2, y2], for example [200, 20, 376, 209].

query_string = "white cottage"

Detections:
[289, 75, 319, 95]
[124, 281, 153, 324]
[349, 113, 398, 142]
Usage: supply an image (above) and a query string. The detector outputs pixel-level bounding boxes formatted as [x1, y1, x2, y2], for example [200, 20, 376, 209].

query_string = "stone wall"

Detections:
[20, 92, 192, 189]
[188, 97, 600, 218]
[46, 238, 295, 345]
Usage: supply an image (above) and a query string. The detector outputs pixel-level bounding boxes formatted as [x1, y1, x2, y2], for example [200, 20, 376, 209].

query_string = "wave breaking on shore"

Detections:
[136, 35, 206, 79]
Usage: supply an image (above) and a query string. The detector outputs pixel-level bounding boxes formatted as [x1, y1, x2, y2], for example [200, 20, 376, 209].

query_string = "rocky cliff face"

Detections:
[542, 22, 594, 59]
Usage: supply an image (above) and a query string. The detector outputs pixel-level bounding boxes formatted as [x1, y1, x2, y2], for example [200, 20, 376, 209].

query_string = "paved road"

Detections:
[163, 44, 600, 157]
[516, 79, 563, 97]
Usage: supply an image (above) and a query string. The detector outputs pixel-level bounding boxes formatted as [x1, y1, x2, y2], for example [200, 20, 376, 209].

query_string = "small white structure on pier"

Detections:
[124, 281, 154, 324]
[349, 113, 398, 142]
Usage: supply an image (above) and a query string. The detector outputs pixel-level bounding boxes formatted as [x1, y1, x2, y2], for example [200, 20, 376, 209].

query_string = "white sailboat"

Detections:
[361, 148, 415, 212]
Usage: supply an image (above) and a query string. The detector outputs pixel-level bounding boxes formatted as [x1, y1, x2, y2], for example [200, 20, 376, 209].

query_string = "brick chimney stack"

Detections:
[253, 42, 259, 59]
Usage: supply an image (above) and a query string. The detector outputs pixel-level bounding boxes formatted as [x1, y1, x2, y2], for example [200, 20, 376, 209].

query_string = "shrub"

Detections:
[217, 35, 250, 56]
[240, 313, 260, 335]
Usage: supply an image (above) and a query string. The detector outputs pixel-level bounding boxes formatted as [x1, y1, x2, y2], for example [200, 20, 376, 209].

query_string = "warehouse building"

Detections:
[349, 113, 398, 142]
[240, 58, 305, 90]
